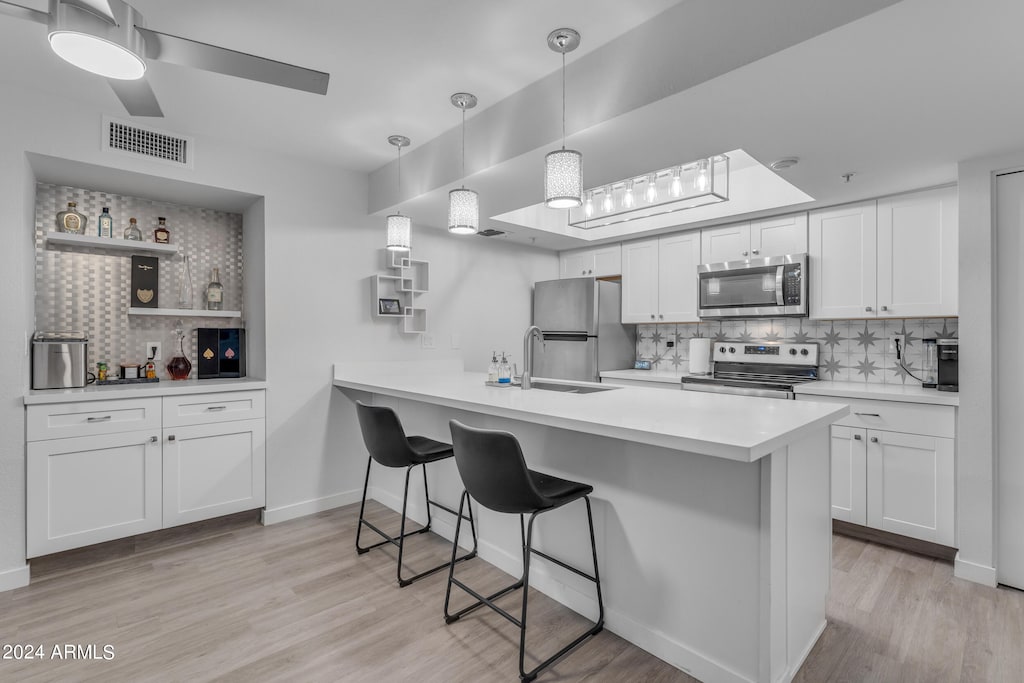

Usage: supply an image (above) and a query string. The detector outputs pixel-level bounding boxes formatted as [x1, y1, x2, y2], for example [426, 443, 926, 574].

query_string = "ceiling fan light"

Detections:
[48, 30, 146, 80]
[448, 188, 479, 235]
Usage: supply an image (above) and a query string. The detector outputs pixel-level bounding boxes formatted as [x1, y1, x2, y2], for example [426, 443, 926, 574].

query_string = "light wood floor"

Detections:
[1, 503, 1022, 682]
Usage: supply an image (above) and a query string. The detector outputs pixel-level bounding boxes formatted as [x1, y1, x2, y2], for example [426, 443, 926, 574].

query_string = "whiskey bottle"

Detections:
[98, 207, 113, 237]
[56, 201, 86, 234]
[124, 217, 142, 241]
[154, 217, 170, 244]
[206, 267, 224, 311]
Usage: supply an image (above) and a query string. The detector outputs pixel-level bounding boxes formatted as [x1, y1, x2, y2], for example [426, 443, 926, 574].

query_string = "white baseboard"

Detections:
[261, 489, 362, 525]
[782, 619, 828, 683]
[955, 553, 998, 587]
[0, 563, 30, 593]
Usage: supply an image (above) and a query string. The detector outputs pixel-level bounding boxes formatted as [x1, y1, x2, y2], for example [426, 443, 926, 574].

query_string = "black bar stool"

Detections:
[354, 401, 477, 587]
[445, 419, 604, 683]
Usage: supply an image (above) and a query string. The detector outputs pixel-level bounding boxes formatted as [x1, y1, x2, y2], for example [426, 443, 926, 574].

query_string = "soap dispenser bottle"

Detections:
[498, 353, 512, 384]
[487, 352, 499, 383]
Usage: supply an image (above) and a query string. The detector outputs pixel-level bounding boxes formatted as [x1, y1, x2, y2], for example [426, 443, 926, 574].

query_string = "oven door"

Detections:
[681, 381, 794, 399]
[698, 253, 807, 318]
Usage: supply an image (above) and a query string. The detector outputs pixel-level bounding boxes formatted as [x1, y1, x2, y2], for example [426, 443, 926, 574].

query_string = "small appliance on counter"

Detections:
[921, 338, 938, 388]
[680, 342, 819, 399]
[197, 328, 246, 379]
[937, 338, 959, 392]
[32, 332, 88, 389]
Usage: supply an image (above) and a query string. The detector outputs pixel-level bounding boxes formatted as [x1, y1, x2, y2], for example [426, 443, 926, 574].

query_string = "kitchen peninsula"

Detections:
[333, 361, 848, 683]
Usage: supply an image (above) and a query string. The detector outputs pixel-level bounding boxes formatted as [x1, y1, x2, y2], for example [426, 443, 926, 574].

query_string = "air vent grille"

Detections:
[103, 117, 193, 168]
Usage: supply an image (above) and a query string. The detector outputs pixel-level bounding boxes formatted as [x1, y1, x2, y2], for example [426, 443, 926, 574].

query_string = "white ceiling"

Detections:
[4, 0, 1024, 251]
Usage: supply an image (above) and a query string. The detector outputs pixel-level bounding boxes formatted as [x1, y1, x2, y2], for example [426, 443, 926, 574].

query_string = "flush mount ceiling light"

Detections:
[769, 157, 800, 171]
[568, 155, 730, 230]
[0, 0, 329, 117]
[385, 135, 411, 252]
[448, 92, 479, 235]
[544, 28, 582, 209]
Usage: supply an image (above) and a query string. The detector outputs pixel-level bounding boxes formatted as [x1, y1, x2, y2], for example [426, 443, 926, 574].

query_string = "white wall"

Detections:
[0, 86, 558, 584]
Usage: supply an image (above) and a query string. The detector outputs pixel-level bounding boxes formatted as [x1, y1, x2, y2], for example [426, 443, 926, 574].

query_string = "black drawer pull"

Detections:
[855, 412, 881, 417]
[205, 406, 227, 412]
[86, 415, 112, 422]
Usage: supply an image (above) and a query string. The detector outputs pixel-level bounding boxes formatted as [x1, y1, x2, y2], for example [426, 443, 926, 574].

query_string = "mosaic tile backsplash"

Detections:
[35, 183, 244, 379]
[636, 318, 958, 385]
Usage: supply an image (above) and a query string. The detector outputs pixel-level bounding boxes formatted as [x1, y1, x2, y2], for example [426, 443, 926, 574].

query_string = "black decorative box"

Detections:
[130, 255, 159, 308]
[197, 328, 246, 379]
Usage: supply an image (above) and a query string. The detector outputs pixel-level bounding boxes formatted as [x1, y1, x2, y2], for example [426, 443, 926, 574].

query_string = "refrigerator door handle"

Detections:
[542, 332, 590, 342]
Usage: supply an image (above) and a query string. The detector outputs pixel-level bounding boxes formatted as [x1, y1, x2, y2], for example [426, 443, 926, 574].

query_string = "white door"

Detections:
[658, 232, 701, 323]
[27, 430, 162, 557]
[621, 238, 660, 324]
[830, 426, 867, 525]
[591, 245, 622, 278]
[560, 251, 592, 278]
[751, 213, 808, 259]
[877, 186, 958, 318]
[162, 418, 266, 528]
[998, 170, 1024, 588]
[809, 202, 878, 319]
[866, 430, 955, 546]
[700, 222, 750, 263]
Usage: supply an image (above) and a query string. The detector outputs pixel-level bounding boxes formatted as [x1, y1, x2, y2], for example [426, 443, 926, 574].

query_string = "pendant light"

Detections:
[385, 135, 411, 251]
[448, 92, 479, 235]
[544, 28, 582, 209]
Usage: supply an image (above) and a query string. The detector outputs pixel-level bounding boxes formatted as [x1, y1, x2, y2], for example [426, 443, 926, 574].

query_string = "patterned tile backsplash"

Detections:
[636, 318, 958, 385]
[34, 183, 244, 378]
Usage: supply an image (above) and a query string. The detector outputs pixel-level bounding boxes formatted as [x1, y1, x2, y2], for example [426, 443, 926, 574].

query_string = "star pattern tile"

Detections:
[821, 323, 846, 349]
[712, 330, 728, 343]
[821, 355, 844, 379]
[669, 352, 684, 368]
[891, 359, 917, 384]
[854, 325, 880, 349]
[931, 321, 957, 339]
[651, 330, 664, 344]
[737, 330, 755, 343]
[762, 328, 783, 342]
[897, 320, 919, 349]
[854, 358, 879, 378]
[790, 321, 813, 344]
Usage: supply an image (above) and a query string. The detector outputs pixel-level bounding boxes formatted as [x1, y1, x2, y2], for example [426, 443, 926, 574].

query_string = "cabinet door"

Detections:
[658, 232, 701, 323]
[591, 244, 622, 278]
[27, 430, 162, 557]
[700, 222, 751, 263]
[163, 418, 266, 528]
[866, 430, 954, 546]
[560, 251, 593, 278]
[809, 202, 877, 319]
[750, 213, 808, 258]
[621, 239, 660, 324]
[877, 186, 958, 317]
[830, 426, 867, 525]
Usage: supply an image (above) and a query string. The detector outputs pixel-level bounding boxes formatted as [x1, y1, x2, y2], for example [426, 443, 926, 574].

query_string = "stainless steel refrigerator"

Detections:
[531, 278, 635, 382]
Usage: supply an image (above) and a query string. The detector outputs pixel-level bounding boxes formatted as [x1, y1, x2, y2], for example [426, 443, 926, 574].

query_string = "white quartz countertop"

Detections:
[333, 364, 848, 463]
[794, 380, 959, 406]
[599, 369, 693, 384]
[24, 377, 267, 405]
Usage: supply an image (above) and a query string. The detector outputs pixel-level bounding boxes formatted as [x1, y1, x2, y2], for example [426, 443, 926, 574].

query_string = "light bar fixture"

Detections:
[385, 135, 411, 251]
[448, 92, 479, 235]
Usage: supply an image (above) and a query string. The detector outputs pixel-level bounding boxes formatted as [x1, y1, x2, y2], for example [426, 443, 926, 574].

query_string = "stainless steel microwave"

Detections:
[697, 253, 808, 318]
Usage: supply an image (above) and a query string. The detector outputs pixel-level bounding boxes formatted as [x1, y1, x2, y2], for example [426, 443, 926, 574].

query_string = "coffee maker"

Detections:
[936, 339, 958, 392]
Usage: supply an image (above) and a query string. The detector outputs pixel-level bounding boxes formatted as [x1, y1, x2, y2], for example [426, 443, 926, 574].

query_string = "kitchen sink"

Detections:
[528, 381, 620, 394]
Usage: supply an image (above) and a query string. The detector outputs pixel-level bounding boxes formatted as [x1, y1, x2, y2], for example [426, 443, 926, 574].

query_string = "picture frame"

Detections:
[378, 298, 402, 315]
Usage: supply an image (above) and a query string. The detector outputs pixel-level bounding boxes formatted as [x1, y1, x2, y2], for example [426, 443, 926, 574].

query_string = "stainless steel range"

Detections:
[680, 342, 819, 399]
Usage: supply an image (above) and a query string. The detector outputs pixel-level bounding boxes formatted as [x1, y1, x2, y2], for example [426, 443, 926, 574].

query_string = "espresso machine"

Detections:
[936, 338, 959, 392]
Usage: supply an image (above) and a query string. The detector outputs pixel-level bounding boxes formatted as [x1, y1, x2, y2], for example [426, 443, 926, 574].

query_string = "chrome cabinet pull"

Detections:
[853, 434, 863, 441]
[149, 436, 158, 443]
[752, 249, 759, 255]
[86, 415, 112, 422]
[658, 314, 664, 319]
[870, 436, 879, 443]
[742, 250, 749, 256]
[205, 406, 227, 412]
[855, 412, 881, 417]
[865, 306, 873, 312]
[881, 305, 889, 311]
[650, 314, 655, 320]
[168, 435, 175, 442]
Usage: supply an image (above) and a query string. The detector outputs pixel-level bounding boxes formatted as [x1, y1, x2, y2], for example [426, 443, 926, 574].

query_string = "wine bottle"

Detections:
[98, 207, 113, 237]
[206, 267, 224, 311]
[56, 201, 86, 234]
[124, 217, 142, 241]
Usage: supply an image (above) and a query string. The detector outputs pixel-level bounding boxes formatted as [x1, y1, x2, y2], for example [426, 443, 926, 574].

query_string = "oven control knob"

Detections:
[789, 348, 798, 356]
[800, 349, 809, 356]
[729, 346, 736, 354]
[719, 346, 726, 353]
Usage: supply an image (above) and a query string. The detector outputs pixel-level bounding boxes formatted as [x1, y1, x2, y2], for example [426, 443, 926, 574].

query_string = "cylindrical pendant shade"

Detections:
[386, 214, 411, 251]
[448, 188, 479, 235]
[544, 148, 583, 209]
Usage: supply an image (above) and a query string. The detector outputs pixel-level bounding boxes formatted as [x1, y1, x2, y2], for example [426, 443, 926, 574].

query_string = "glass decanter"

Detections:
[166, 323, 192, 380]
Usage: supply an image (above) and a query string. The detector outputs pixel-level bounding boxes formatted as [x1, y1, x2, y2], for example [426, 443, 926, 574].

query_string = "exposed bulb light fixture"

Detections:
[584, 191, 594, 218]
[47, 0, 148, 80]
[670, 167, 683, 197]
[602, 188, 614, 213]
[622, 180, 635, 209]
[544, 28, 582, 209]
[385, 135, 411, 251]
[694, 158, 710, 193]
[448, 92, 479, 235]
[645, 174, 658, 203]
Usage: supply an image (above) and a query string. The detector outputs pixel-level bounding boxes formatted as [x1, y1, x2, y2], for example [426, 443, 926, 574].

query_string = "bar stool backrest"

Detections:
[355, 400, 416, 468]
[449, 419, 548, 514]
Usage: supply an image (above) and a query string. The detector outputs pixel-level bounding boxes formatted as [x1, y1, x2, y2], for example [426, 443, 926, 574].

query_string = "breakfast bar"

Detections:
[333, 361, 848, 683]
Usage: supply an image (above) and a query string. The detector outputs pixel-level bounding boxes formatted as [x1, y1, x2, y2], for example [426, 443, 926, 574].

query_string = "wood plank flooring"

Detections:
[0, 503, 1021, 682]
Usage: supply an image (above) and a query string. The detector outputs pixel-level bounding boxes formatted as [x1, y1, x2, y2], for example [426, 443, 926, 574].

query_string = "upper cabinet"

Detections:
[700, 214, 807, 263]
[621, 232, 701, 324]
[559, 244, 622, 279]
[810, 187, 957, 319]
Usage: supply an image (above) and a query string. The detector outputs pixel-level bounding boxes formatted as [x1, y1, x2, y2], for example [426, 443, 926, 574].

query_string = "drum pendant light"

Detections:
[544, 28, 582, 209]
[448, 92, 479, 235]
[385, 135, 411, 251]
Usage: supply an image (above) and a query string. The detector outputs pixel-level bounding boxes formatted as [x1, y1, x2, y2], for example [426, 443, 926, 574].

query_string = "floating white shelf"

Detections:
[46, 232, 179, 256]
[129, 307, 241, 318]
[373, 250, 429, 334]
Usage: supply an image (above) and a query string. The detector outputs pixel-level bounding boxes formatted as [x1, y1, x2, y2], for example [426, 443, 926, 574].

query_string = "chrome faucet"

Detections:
[521, 325, 544, 390]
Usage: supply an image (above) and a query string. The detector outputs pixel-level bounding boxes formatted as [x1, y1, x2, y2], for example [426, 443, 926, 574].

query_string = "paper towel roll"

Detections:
[689, 338, 711, 375]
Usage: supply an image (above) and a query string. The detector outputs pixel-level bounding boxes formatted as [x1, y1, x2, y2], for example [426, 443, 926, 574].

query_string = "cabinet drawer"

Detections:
[162, 390, 265, 427]
[805, 395, 954, 438]
[26, 398, 162, 442]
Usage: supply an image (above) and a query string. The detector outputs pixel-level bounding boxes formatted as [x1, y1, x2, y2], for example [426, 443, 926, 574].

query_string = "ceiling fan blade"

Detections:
[137, 26, 329, 96]
[0, 0, 48, 24]
[107, 77, 164, 117]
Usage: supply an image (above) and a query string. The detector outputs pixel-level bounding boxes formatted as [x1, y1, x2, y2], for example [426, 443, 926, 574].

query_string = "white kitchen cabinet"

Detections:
[810, 187, 958, 319]
[27, 429, 162, 557]
[621, 232, 701, 323]
[559, 244, 622, 278]
[701, 214, 807, 263]
[830, 425, 867, 525]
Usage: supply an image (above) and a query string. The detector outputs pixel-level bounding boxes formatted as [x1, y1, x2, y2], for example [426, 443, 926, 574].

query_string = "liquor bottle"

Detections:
[56, 201, 86, 234]
[206, 267, 224, 311]
[124, 217, 142, 241]
[154, 217, 170, 244]
[97, 207, 113, 237]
